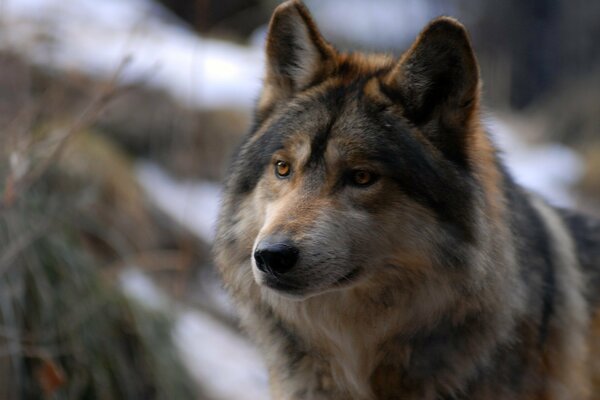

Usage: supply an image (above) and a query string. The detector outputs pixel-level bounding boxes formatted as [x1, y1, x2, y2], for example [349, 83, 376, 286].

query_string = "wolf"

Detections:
[214, 1, 600, 398]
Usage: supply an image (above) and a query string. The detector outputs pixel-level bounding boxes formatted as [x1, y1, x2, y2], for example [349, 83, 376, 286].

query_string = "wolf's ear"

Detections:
[384, 17, 480, 163]
[259, 1, 335, 109]
[385, 17, 479, 124]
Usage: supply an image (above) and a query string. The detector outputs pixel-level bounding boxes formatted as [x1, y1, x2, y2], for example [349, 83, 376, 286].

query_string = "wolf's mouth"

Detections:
[262, 274, 305, 294]
[262, 267, 362, 295]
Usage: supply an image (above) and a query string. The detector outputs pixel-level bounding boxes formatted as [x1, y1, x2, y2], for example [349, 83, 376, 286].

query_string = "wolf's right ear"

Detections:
[259, 1, 336, 110]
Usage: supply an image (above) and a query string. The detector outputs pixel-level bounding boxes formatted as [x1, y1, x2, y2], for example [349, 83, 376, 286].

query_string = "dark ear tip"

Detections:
[272, 0, 305, 16]
[269, 0, 315, 32]
[421, 16, 470, 42]
[267, 1, 306, 41]
[428, 16, 466, 29]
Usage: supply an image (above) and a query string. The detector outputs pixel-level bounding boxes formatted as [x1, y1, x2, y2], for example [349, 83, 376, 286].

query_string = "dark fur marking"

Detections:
[305, 88, 346, 168]
[278, 35, 309, 81]
[558, 209, 600, 307]
[362, 106, 476, 242]
[503, 176, 556, 347]
[230, 104, 318, 194]
[379, 312, 500, 397]
[230, 131, 284, 194]
[378, 82, 472, 170]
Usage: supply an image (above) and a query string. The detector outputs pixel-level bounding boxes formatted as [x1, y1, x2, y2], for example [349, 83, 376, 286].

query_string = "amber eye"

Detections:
[275, 160, 291, 178]
[350, 170, 376, 187]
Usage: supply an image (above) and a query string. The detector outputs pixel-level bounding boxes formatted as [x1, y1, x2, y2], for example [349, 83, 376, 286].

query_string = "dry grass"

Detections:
[0, 52, 200, 399]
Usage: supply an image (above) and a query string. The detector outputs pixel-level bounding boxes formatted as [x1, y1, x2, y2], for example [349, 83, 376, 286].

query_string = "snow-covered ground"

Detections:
[136, 162, 221, 243]
[487, 116, 583, 208]
[120, 268, 270, 400]
[0, 0, 263, 109]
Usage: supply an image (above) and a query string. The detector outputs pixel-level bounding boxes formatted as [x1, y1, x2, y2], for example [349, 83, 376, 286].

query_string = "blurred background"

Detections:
[0, 0, 598, 398]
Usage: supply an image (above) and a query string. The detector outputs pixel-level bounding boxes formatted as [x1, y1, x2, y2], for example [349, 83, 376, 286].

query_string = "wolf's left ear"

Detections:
[259, 1, 336, 110]
[384, 17, 480, 161]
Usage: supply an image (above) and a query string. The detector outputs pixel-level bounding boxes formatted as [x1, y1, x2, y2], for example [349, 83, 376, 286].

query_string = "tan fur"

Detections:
[363, 77, 391, 106]
[468, 119, 506, 220]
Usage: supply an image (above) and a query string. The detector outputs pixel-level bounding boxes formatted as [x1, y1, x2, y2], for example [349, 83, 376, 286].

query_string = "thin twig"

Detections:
[0, 56, 131, 210]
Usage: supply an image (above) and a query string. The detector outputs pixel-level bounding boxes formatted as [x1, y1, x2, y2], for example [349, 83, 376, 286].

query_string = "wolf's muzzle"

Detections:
[254, 240, 299, 275]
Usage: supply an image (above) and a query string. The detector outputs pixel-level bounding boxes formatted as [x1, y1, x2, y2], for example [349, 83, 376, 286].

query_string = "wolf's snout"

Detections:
[254, 241, 299, 275]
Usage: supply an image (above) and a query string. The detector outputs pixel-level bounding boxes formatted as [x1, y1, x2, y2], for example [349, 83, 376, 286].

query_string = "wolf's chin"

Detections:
[259, 278, 353, 301]
[271, 271, 366, 302]
[265, 287, 312, 301]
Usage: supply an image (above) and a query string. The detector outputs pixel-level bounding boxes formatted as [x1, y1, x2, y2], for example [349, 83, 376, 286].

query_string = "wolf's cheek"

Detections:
[345, 192, 443, 271]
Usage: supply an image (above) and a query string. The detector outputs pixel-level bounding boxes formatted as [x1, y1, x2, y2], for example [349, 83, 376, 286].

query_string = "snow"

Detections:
[120, 268, 269, 400]
[0, 0, 264, 109]
[175, 311, 270, 400]
[120, 267, 171, 311]
[487, 116, 583, 207]
[135, 162, 221, 243]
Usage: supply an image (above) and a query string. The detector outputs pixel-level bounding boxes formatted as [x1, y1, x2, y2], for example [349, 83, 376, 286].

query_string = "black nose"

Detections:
[254, 242, 299, 275]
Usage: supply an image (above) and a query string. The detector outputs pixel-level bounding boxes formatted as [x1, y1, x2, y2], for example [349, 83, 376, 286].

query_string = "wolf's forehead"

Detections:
[281, 99, 379, 165]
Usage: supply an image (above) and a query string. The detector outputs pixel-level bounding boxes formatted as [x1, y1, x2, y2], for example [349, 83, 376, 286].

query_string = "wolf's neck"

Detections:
[266, 271, 515, 398]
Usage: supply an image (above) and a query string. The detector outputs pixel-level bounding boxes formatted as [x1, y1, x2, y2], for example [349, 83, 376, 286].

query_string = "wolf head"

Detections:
[216, 1, 499, 301]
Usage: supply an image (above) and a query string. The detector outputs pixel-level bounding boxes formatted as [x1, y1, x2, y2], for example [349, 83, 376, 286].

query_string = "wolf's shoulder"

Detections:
[556, 208, 600, 306]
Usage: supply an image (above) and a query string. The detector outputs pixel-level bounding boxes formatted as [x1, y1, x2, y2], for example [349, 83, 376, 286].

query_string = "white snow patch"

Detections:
[135, 162, 221, 243]
[120, 268, 269, 400]
[120, 267, 170, 311]
[487, 116, 583, 207]
[175, 311, 269, 400]
[0, 0, 264, 109]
